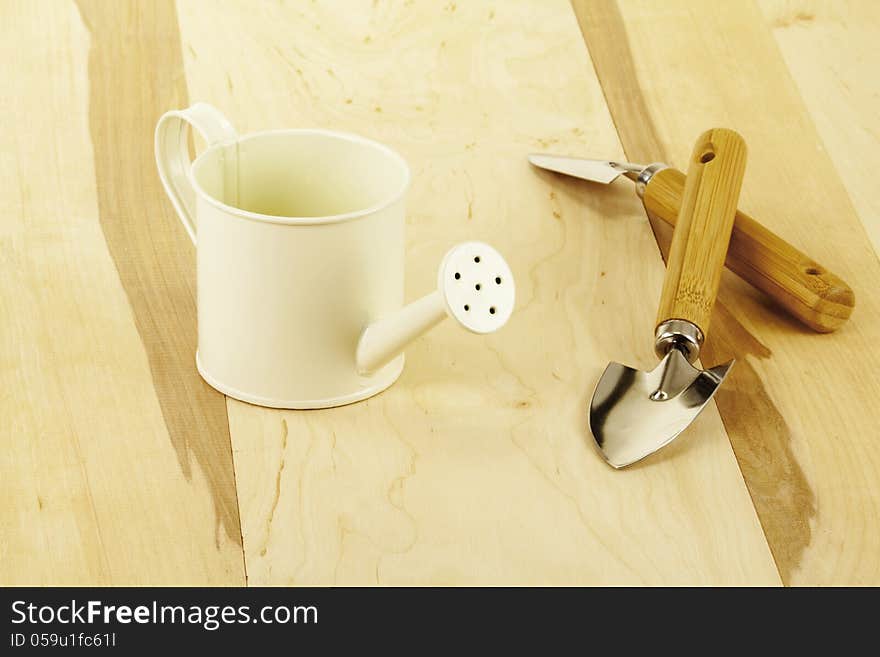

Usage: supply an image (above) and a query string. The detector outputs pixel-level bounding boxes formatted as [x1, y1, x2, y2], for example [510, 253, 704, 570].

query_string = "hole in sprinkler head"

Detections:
[806, 267, 822, 276]
[495, 277, 502, 285]
[489, 306, 496, 315]
[464, 304, 470, 311]
[474, 256, 481, 263]
[454, 272, 461, 280]
[475, 283, 481, 291]
[699, 151, 715, 164]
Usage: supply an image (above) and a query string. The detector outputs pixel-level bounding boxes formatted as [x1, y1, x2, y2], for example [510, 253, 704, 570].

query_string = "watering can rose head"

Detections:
[356, 241, 515, 375]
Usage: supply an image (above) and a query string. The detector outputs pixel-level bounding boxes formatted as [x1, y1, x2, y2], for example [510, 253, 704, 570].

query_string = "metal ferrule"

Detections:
[654, 319, 703, 363]
[631, 163, 669, 197]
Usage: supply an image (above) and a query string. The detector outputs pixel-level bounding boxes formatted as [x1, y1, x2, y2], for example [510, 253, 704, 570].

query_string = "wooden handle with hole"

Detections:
[643, 168, 854, 333]
[657, 128, 746, 337]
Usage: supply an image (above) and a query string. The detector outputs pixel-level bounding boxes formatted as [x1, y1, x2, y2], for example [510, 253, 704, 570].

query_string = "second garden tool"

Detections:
[589, 129, 746, 468]
[528, 151, 854, 333]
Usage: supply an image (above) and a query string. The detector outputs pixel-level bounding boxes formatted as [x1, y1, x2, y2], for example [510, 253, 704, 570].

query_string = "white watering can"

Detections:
[155, 103, 515, 409]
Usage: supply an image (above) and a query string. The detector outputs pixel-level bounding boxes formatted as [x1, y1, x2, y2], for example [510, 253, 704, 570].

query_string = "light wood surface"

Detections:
[177, 0, 776, 585]
[75, 0, 244, 558]
[657, 128, 746, 335]
[0, 0, 243, 585]
[1, 0, 877, 586]
[644, 168, 855, 333]
[574, 0, 880, 585]
[758, 0, 880, 257]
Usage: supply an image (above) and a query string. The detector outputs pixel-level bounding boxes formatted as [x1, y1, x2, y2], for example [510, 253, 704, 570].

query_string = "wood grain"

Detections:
[0, 0, 243, 584]
[177, 0, 779, 585]
[575, 0, 880, 585]
[7, 0, 874, 586]
[74, 0, 243, 552]
[657, 128, 746, 335]
[758, 0, 880, 257]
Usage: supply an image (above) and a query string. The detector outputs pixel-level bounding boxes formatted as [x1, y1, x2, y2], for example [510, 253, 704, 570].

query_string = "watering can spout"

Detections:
[356, 242, 516, 375]
[356, 290, 449, 375]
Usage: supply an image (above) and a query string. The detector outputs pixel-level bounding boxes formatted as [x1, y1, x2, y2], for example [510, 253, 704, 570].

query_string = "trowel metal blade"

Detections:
[527, 154, 627, 184]
[588, 349, 734, 469]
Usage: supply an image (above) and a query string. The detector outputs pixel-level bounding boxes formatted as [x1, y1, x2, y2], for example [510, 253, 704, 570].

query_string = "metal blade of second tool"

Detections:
[527, 154, 643, 184]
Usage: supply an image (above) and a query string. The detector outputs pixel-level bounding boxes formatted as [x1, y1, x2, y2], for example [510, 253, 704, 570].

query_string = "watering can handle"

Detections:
[155, 103, 238, 245]
[656, 128, 747, 341]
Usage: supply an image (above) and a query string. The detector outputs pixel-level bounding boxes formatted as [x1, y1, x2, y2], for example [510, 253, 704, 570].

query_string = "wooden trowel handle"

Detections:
[644, 168, 854, 333]
[656, 128, 747, 338]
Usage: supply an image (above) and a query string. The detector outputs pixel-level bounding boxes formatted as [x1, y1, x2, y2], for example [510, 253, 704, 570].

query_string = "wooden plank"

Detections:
[758, 0, 880, 255]
[0, 0, 243, 585]
[178, 0, 779, 585]
[575, 0, 880, 585]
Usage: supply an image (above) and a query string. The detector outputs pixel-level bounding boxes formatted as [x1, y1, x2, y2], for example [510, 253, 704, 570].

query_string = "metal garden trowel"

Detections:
[588, 128, 747, 468]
